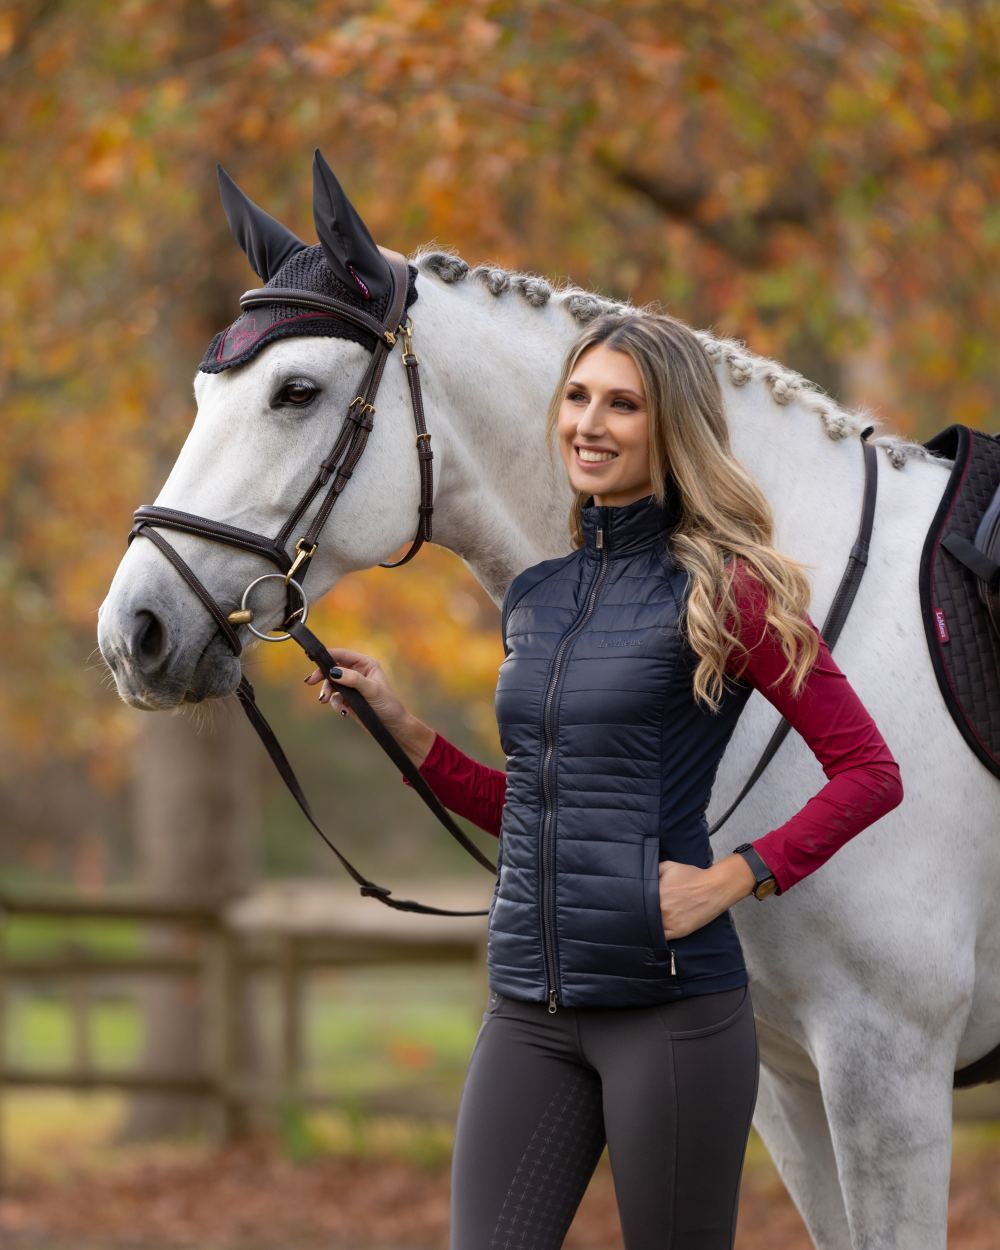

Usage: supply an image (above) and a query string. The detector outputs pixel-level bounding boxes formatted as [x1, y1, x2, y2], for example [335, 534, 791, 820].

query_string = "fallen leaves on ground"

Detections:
[1, 1128, 999, 1249]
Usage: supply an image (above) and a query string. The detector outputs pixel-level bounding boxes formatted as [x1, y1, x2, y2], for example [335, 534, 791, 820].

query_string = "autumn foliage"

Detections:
[3, 0, 998, 787]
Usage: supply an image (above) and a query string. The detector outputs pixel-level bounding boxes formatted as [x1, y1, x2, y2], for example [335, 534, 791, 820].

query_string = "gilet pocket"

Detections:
[642, 836, 676, 969]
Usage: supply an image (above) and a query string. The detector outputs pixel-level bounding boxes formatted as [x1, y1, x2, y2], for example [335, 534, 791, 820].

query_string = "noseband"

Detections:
[127, 247, 496, 917]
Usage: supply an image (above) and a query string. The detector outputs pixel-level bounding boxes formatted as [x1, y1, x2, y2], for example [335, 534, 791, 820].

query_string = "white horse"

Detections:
[98, 161, 999, 1250]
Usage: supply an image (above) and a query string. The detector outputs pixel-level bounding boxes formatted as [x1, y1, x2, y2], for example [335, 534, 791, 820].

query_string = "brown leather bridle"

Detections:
[128, 247, 497, 916]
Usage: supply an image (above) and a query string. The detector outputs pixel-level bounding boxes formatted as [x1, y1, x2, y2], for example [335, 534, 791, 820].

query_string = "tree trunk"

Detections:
[119, 703, 259, 1141]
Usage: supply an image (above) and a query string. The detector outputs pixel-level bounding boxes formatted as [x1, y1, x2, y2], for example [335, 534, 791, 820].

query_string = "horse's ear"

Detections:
[312, 149, 393, 304]
[216, 165, 308, 281]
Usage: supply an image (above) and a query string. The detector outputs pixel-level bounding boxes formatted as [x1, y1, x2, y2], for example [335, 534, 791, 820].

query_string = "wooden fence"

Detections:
[3, 884, 997, 1191]
[0, 882, 491, 1190]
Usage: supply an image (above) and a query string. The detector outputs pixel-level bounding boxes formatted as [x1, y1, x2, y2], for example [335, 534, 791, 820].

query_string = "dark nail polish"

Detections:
[329, 667, 343, 678]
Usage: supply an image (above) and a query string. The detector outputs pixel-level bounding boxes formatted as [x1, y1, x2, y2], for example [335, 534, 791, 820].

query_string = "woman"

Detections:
[305, 312, 904, 1249]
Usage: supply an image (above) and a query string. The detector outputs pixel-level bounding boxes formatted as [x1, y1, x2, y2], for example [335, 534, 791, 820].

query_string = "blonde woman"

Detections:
[307, 312, 904, 1249]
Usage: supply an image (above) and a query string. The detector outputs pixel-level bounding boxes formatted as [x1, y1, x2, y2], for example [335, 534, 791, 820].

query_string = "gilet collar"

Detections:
[580, 490, 682, 557]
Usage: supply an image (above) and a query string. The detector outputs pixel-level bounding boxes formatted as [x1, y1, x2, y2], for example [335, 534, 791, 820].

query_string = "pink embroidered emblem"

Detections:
[346, 263, 370, 299]
[225, 316, 260, 355]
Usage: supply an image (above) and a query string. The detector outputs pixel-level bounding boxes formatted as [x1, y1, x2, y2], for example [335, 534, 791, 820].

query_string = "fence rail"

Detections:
[4, 884, 996, 1192]
[0, 883, 491, 1191]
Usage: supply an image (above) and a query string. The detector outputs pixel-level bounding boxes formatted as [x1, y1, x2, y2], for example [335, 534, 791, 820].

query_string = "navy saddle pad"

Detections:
[919, 422, 1000, 779]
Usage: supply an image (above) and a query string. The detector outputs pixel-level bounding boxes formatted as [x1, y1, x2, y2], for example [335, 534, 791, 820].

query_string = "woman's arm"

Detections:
[400, 727, 506, 838]
[721, 558, 904, 895]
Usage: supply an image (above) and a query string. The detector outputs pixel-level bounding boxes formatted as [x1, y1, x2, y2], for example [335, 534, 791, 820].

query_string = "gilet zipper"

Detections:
[540, 525, 611, 1012]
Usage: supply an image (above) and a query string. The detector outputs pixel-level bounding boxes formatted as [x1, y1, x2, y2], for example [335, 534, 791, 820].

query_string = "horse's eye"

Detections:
[275, 380, 318, 407]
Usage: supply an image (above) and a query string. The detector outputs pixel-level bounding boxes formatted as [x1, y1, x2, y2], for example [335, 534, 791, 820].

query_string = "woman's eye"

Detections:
[276, 381, 318, 406]
[566, 390, 634, 409]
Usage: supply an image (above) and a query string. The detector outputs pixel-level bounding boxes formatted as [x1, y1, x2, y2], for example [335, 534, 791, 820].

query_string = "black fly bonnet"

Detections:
[199, 161, 418, 373]
[199, 241, 419, 373]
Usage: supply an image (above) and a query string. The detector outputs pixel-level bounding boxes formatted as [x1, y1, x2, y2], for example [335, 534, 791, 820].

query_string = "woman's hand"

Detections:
[303, 648, 435, 767]
[657, 855, 757, 939]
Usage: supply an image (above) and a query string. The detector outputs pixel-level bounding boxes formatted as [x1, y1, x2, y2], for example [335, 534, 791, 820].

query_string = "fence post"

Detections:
[207, 922, 245, 1143]
[68, 943, 93, 1082]
[279, 935, 302, 1103]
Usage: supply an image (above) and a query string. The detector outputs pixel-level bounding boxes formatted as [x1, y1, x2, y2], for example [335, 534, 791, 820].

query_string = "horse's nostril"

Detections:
[133, 609, 169, 671]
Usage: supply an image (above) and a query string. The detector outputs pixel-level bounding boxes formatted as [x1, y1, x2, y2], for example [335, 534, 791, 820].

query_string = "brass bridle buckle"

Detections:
[286, 538, 317, 584]
[399, 317, 418, 365]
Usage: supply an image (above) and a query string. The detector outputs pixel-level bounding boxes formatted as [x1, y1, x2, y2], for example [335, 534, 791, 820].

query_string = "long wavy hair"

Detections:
[544, 311, 820, 712]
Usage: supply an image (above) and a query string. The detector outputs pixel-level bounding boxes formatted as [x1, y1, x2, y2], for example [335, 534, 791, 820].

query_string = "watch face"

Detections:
[755, 878, 778, 899]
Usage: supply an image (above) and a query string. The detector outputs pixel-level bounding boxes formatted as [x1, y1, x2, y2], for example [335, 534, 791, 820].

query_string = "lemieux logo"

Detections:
[598, 635, 644, 648]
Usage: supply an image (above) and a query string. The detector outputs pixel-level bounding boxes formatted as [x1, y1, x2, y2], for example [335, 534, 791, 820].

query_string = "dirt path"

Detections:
[2, 1127, 999, 1249]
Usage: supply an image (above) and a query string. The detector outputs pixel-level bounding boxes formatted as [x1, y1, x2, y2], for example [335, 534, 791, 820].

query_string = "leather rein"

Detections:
[127, 245, 880, 915]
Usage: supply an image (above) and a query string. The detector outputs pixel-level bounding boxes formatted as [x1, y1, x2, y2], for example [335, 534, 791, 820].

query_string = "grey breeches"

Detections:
[451, 983, 759, 1250]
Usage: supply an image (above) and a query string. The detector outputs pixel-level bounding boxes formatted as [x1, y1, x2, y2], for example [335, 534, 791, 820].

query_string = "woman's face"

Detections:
[557, 342, 653, 508]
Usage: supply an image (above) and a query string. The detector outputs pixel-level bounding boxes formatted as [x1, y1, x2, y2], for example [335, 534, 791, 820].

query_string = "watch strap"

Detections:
[733, 842, 780, 897]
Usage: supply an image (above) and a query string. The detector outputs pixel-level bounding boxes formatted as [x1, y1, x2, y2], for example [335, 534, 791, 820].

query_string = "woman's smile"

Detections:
[574, 443, 620, 467]
[558, 341, 653, 506]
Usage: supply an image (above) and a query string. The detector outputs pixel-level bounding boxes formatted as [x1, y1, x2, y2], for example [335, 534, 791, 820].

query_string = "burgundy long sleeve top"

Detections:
[402, 559, 904, 895]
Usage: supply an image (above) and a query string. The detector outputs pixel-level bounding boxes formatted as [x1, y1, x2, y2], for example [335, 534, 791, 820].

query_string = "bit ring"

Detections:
[235, 573, 309, 643]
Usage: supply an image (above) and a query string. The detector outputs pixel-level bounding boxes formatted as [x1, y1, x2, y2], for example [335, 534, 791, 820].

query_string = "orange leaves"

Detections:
[0, 8, 16, 60]
[3, 0, 999, 787]
[80, 135, 129, 194]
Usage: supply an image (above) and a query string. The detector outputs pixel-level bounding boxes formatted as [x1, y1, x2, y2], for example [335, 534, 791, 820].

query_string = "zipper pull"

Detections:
[669, 949, 677, 976]
[596, 526, 604, 549]
[548, 989, 559, 1013]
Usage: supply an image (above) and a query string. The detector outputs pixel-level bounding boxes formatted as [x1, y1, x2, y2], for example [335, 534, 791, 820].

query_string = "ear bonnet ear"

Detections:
[200, 153, 417, 374]
[312, 148, 394, 304]
[216, 165, 308, 281]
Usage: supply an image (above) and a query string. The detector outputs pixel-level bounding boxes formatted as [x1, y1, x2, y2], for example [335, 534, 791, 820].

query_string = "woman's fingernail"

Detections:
[329, 667, 343, 678]
[340, 709, 348, 718]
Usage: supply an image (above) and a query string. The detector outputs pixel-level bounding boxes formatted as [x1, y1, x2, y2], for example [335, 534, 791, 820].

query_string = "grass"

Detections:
[2, 915, 143, 959]
[2, 959, 489, 1173]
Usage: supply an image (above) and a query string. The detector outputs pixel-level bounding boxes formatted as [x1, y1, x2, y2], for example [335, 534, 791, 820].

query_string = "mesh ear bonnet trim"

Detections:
[199, 245, 419, 373]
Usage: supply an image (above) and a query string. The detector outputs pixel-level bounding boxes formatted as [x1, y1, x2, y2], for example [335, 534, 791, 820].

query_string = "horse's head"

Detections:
[98, 152, 425, 709]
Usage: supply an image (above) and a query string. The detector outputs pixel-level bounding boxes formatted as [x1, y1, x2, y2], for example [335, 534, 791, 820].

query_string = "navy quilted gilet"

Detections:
[489, 491, 755, 1009]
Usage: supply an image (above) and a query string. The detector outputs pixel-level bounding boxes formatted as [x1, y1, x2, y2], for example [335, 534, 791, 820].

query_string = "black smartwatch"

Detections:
[733, 842, 780, 899]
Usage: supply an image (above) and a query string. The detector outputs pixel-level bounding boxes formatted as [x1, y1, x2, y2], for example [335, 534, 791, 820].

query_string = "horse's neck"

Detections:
[413, 276, 581, 600]
[417, 273, 870, 606]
